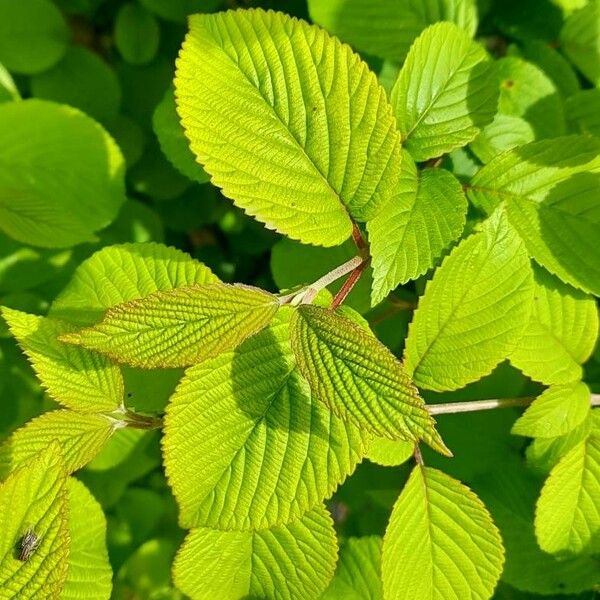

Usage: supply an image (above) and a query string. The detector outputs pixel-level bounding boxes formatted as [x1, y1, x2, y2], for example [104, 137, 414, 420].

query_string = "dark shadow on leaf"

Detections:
[231, 322, 330, 439]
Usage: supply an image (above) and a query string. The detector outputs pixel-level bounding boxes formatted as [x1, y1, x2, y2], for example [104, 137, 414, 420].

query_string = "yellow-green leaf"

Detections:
[382, 466, 504, 599]
[512, 382, 592, 439]
[61, 283, 279, 368]
[535, 420, 600, 555]
[290, 305, 448, 455]
[0, 443, 70, 598]
[368, 151, 467, 305]
[391, 22, 498, 161]
[163, 308, 367, 530]
[172, 505, 337, 600]
[2, 308, 123, 413]
[467, 136, 600, 296]
[50, 242, 219, 326]
[175, 9, 402, 245]
[509, 266, 598, 385]
[0, 411, 117, 479]
[322, 536, 382, 600]
[404, 209, 534, 391]
[62, 478, 112, 599]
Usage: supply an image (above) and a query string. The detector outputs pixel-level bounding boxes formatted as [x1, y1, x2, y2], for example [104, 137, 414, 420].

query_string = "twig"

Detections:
[428, 394, 600, 416]
[331, 259, 370, 309]
[278, 255, 365, 305]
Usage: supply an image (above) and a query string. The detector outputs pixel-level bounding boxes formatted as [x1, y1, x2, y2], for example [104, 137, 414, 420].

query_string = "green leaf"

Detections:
[470, 114, 535, 164]
[390, 22, 498, 161]
[475, 459, 600, 595]
[114, 2, 160, 66]
[566, 89, 600, 138]
[86, 428, 146, 472]
[62, 283, 280, 368]
[308, 0, 477, 63]
[50, 242, 218, 326]
[404, 209, 534, 391]
[172, 505, 338, 600]
[494, 56, 565, 139]
[321, 536, 382, 600]
[0, 100, 126, 248]
[30, 46, 122, 125]
[526, 412, 594, 475]
[153, 88, 209, 184]
[560, 0, 600, 85]
[175, 9, 402, 246]
[0, 0, 69, 75]
[1, 308, 123, 413]
[382, 466, 504, 599]
[365, 437, 413, 467]
[509, 266, 598, 385]
[368, 151, 467, 305]
[535, 420, 600, 555]
[514, 40, 580, 100]
[0, 443, 69, 598]
[163, 308, 367, 530]
[62, 478, 112, 600]
[0, 411, 116, 478]
[290, 304, 449, 454]
[512, 382, 591, 439]
[467, 136, 600, 296]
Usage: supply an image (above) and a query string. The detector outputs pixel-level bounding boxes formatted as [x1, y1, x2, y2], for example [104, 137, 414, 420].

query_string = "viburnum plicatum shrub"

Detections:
[0, 2, 599, 600]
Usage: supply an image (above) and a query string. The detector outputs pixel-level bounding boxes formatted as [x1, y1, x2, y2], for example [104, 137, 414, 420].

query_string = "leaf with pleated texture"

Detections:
[404, 209, 534, 391]
[163, 308, 367, 530]
[172, 504, 337, 600]
[0, 411, 116, 478]
[566, 89, 600, 138]
[390, 22, 498, 161]
[560, 1, 600, 85]
[467, 136, 600, 296]
[0, 100, 125, 248]
[50, 243, 218, 326]
[382, 466, 504, 600]
[0, 443, 69, 598]
[62, 478, 112, 599]
[1, 308, 123, 413]
[175, 8, 402, 246]
[60, 283, 279, 368]
[509, 266, 598, 385]
[290, 305, 448, 454]
[470, 114, 535, 164]
[368, 151, 467, 305]
[308, 0, 477, 63]
[512, 382, 591, 439]
[475, 460, 600, 595]
[322, 536, 382, 600]
[535, 420, 600, 555]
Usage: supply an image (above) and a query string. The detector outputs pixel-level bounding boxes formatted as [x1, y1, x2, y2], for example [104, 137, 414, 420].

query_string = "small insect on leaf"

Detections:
[18, 527, 40, 562]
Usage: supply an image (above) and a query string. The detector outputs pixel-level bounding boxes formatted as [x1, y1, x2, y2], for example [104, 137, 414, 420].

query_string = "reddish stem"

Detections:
[351, 223, 367, 254]
[331, 260, 369, 309]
